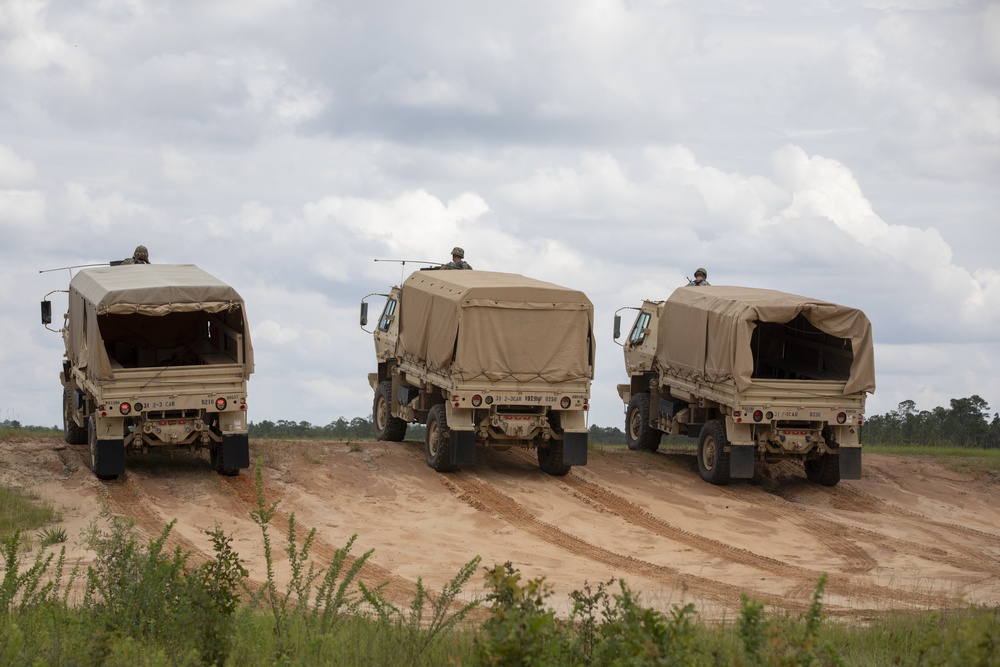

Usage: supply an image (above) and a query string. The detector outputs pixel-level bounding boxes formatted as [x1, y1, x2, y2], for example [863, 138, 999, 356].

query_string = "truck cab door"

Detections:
[624, 309, 657, 374]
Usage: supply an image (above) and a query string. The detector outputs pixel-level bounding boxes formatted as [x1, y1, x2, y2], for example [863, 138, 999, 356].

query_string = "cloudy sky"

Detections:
[3, 0, 998, 431]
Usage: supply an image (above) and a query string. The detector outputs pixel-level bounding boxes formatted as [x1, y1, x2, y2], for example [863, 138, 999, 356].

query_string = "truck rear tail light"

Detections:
[560, 396, 571, 409]
[240, 401, 247, 411]
[471, 395, 482, 407]
[583, 399, 589, 411]
[857, 415, 864, 425]
[837, 412, 847, 424]
[753, 410, 763, 422]
[215, 397, 227, 411]
[119, 402, 131, 415]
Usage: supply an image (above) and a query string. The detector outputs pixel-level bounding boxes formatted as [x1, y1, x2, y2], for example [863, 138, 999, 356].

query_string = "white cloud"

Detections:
[63, 183, 154, 232]
[253, 319, 300, 345]
[0, 0, 98, 86]
[362, 65, 499, 113]
[0, 145, 37, 187]
[1, 1, 997, 430]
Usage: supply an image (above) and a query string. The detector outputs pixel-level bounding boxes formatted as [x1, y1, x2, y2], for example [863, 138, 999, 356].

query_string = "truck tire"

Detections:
[625, 393, 662, 452]
[425, 404, 456, 472]
[537, 443, 571, 476]
[806, 428, 842, 486]
[538, 411, 571, 476]
[373, 381, 407, 442]
[697, 420, 731, 485]
[804, 455, 840, 486]
[210, 445, 240, 477]
[63, 386, 87, 445]
[89, 417, 121, 481]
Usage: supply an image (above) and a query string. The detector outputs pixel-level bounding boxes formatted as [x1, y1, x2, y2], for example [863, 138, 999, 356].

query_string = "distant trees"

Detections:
[863, 395, 999, 448]
[249, 417, 426, 441]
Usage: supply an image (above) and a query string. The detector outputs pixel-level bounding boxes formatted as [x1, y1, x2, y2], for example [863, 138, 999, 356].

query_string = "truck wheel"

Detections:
[625, 393, 662, 452]
[210, 445, 240, 477]
[537, 443, 571, 476]
[88, 417, 120, 481]
[63, 386, 87, 445]
[697, 420, 731, 485]
[804, 455, 840, 486]
[425, 404, 456, 472]
[373, 382, 407, 442]
[806, 428, 842, 486]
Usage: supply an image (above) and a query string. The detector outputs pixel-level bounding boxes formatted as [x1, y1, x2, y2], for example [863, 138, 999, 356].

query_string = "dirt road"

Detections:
[3, 436, 999, 620]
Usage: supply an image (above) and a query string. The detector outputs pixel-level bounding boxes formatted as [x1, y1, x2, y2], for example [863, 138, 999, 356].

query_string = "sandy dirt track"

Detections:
[3, 436, 999, 620]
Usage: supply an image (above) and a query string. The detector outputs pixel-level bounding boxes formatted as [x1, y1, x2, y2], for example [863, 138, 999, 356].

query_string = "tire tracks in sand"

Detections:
[438, 469, 815, 614]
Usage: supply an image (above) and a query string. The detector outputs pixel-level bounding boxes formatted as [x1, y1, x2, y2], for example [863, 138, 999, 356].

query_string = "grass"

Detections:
[0, 432, 997, 664]
[0, 488, 59, 542]
[865, 443, 1000, 478]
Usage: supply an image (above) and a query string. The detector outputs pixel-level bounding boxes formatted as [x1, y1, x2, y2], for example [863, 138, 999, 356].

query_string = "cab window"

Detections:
[629, 311, 651, 345]
[378, 299, 397, 332]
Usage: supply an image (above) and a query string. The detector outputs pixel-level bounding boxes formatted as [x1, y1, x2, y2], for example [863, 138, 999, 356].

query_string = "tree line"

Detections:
[248, 395, 1000, 449]
[8, 394, 998, 448]
[861, 395, 1000, 448]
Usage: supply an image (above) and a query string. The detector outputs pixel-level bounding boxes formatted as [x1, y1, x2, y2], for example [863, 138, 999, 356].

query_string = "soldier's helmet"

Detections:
[134, 245, 149, 261]
[451, 247, 465, 258]
[694, 267, 707, 278]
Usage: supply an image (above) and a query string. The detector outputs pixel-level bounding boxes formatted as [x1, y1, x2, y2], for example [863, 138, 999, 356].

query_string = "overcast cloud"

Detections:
[3, 0, 998, 430]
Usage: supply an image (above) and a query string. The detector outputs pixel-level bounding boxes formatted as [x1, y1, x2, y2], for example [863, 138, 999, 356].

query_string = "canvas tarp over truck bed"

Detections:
[68, 264, 255, 381]
[398, 270, 595, 384]
[656, 286, 875, 396]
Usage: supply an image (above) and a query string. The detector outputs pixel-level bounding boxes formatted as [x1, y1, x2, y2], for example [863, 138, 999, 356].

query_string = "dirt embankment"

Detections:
[3, 437, 999, 620]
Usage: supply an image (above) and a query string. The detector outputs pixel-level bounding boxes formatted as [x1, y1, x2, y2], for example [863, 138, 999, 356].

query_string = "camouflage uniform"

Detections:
[687, 268, 710, 286]
[121, 245, 150, 265]
[441, 246, 472, 270]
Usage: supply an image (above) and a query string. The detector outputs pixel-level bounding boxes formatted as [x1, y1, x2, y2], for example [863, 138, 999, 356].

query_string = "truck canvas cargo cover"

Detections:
[398, 270, 594, 383]
[68, 264, 254, 380]
[656, 286, 875, 395]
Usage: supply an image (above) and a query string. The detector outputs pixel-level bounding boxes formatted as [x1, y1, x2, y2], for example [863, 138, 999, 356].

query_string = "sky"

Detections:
[2, 0, 998, 431]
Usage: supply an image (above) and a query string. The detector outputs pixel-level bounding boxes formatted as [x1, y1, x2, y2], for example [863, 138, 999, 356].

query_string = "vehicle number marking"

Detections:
[149, 401, 174, 409]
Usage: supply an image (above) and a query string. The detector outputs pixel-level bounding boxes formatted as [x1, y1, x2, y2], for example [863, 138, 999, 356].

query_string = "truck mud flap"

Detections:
[729, 445, 755, 479]
[839, 447, 862, 480]
[96, 439, 126, 478]
[222, 434, 251, 469]
[563, 433, 588, 466]
[449, 431, 477, 466]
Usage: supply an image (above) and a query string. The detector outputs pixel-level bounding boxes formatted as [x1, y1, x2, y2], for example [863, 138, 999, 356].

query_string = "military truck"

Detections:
[41, 264, 254, 479]
[360, 270, 594, 475]
[613, 286, 875, 486]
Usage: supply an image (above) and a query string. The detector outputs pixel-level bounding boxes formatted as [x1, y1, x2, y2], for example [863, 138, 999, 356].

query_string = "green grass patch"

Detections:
[0, 488, 58, 541]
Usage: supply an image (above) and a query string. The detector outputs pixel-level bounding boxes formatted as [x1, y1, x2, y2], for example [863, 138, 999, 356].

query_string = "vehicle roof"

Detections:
[71, 264, 244, 312]
[403, 270, 592, 306]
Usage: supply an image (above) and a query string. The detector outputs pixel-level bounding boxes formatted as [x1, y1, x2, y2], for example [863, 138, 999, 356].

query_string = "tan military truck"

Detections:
[613, 286, 875, 486]
[41, 264, 254, 479]
[360, 270, 594, 475]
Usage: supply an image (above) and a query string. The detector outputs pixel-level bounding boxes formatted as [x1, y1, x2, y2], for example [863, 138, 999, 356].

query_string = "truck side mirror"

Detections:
[613, 314, 621, 340]
[359, 302, 368, 327]
[41, 300, 52, 326]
